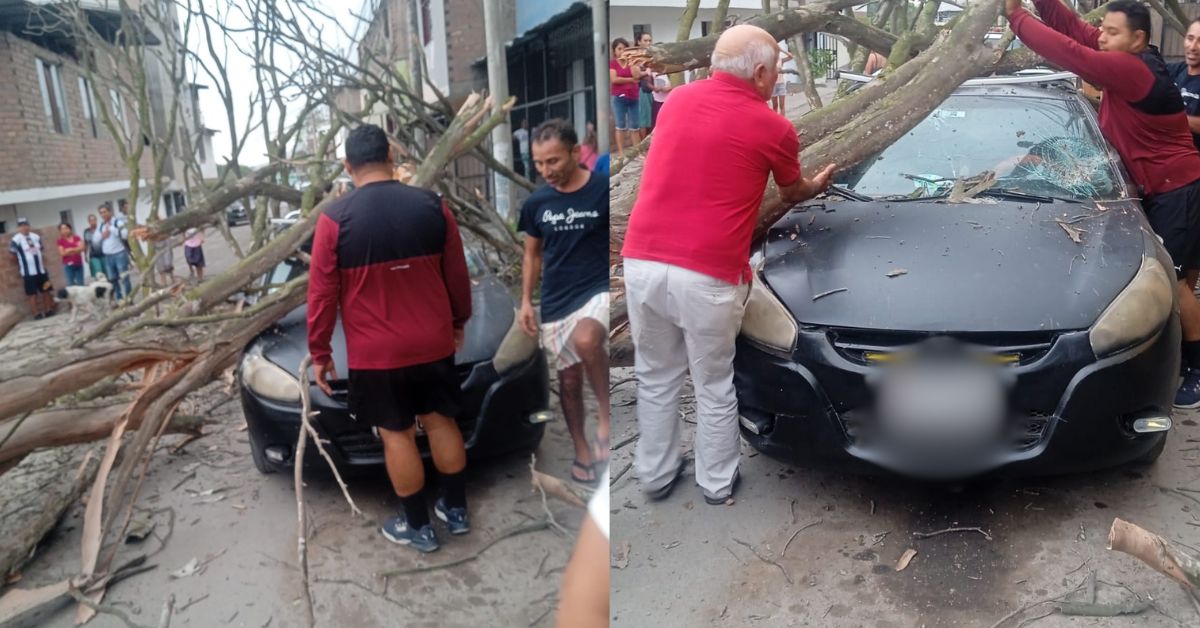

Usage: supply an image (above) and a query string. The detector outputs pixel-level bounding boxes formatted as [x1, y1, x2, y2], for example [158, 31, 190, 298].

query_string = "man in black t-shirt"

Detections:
[517, 119, 610, 485]
[1169, 18, 1200, 152]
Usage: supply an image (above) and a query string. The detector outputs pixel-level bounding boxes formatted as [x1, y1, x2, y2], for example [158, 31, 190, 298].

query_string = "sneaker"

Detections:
[434, 498, 470, 535]
[380, 516, 440, 552]
[1176, 368, 1200, 409]
[704, 468, 742, 506]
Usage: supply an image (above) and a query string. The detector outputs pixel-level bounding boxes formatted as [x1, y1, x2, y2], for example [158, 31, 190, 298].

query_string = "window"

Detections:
[109, 88, 129, 137]
[421, 0, 432, 45]
[701, 21, 711, 37]
[633, 24, 651, 42]
[59, 210, 73, 228]
[36, 58, 70, 134]
[0, 222, 7, 235]
[78, 77, 98, 138]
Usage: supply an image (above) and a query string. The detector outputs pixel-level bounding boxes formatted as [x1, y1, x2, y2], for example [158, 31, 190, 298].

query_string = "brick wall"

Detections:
[0, 226, 69, 310]
[0, 32, 141, 194]
[445, 0, 488, 101]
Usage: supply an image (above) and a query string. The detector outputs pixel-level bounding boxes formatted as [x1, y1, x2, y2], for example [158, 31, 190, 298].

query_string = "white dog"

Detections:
[55, 274, 113, 323]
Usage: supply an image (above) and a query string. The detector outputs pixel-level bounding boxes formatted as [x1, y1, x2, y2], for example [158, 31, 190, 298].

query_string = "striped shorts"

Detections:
[541, 291, 609, 370]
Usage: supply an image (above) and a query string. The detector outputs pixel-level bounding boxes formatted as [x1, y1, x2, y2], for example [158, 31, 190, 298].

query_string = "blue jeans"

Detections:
[104, 251, 132, 299]
[612, 95, 639, 131]
[64, 264, 84, 286]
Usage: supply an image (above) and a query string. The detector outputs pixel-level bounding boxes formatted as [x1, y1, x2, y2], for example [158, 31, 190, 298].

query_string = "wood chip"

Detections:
[885, 268, 908, 278]
[895, 548, 917, 571]
[1057, 220, 1084, 243]
[612, 541, 631, 570]
[812, 288, 848, 301]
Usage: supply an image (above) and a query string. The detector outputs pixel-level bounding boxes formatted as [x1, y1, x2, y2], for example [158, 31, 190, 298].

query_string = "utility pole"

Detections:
[592, 0, 609, 154]
[408, 0, 423, 93]
[483, 0, 512, 221]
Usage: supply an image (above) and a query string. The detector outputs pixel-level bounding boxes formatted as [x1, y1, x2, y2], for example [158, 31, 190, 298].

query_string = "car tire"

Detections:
[1131, 435, 1167, 467]
[248, 428, 277, 475]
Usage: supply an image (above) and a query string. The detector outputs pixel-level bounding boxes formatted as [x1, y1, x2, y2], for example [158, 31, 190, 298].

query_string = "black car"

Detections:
[239, 247, 551, 474]
[226, 202, 249, 227]
[735, 78, 1179, 480]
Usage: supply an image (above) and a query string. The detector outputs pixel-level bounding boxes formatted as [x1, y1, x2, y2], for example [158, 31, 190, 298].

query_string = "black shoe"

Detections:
[704, 469, 741, 506]
[44, 309, 56, 317]
[645, 459, 687, 501]
[33, 313, 43, 320]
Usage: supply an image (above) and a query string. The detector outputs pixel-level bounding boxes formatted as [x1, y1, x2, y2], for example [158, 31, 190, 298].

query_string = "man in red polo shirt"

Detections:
[1007, 0, 1200, 407]
[621, 24, 834, 506]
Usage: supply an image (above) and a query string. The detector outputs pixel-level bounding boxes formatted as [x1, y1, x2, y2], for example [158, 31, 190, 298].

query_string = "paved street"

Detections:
[610, 367, 1200, 627]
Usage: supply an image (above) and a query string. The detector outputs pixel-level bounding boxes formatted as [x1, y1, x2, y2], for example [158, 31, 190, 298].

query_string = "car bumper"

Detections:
[733, 314, 1179, 479]
[241, 353, 551, 472]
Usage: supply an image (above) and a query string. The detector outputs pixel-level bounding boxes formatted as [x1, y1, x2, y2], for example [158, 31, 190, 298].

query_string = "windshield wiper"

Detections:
[824, 185, 874, 202]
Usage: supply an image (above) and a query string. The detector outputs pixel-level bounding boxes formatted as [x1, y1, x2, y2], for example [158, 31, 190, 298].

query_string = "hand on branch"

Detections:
[1005, 0, 1024, 19]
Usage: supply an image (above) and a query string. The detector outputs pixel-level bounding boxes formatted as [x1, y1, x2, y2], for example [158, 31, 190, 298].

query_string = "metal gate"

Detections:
[809, 33, 841, 80]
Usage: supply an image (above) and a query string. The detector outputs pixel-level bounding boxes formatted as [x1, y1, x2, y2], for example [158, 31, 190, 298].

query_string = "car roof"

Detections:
[949, 82, 1081, 102]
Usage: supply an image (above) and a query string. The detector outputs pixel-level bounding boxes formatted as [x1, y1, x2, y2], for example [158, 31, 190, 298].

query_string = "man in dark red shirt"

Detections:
[621, 24, 834, 505]
[1007, 0, 1200, 407]
[308, 124, 473, 553]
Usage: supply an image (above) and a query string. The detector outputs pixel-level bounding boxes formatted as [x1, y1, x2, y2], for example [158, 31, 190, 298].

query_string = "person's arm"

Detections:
[58, 241, 66, 257]
[1008, 0, 1152, 99]
[610, 67, 638, 85]
[306, 213, 340, 394]
[1187, 116, 1200, 134]
[1028, 0, 1100, 49]
[69, 238, 85, 255]
[555, 516, 609, 628]
[439, 201, 472, 340]
[116, 218, 129, 241]
[518, 236, 543, 337]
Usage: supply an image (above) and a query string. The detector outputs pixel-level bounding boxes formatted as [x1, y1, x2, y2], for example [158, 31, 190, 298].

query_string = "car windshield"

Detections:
[836, 94, 1121, 200]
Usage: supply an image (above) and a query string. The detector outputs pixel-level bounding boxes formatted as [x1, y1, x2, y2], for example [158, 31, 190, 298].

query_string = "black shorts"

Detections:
[347, 356, 460, 431]
[1143, 178, 1200, 279]
[22, 273, 50, 296]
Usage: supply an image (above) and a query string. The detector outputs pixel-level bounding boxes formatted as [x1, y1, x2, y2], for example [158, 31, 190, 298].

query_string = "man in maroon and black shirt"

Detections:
[1008, 0, 1200, 407]
[308, 124, 473, 553]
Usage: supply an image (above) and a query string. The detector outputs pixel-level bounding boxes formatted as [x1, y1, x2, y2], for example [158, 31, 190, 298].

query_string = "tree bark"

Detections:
[636, 1, 897, 75]
[1108, 517, 1200, 589]
[0, 445, 100, 579]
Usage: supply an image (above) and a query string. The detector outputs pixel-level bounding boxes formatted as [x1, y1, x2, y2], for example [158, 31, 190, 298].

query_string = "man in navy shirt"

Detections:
[1168, 18, 1200, 151]
[518, 119, 610, 484]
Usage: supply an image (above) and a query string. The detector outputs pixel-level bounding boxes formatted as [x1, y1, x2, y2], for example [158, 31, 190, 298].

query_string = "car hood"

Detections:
[760, 198, 1147, 332]
[252, 274, 516, 371]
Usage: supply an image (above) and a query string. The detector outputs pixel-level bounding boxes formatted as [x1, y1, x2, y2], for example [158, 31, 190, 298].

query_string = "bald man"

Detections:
[621, 25, 835, 506]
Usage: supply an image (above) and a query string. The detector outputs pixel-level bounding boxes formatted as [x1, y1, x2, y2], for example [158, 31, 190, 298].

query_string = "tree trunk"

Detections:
[671, 0, 703, 87]
[636, 1, 897, 76]
[609, 0, 1003, 366]
[0, 445, 100, 579]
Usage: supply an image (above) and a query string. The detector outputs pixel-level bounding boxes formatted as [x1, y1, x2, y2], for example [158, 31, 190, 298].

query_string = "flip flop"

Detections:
[570, 460, 598, 486]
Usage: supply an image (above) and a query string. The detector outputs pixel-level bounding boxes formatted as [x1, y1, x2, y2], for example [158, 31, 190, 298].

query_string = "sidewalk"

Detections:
[782, 79, 842, 120]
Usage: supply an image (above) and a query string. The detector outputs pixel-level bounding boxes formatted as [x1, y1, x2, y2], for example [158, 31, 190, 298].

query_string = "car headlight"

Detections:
[740, 272, 798, 352]
[493, 309, 538, 374]
[1089, 252, 1174, 357]
[240, 346, 302, 403]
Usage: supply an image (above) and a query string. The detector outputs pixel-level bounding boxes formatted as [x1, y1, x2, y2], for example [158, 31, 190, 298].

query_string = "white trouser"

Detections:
[624, 258, 750, 500]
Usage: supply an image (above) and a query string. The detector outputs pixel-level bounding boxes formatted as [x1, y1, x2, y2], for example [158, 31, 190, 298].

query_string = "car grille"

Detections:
[828, 328, 1058, 367]
[839, 408, 1052, 453]
[336, 431, 382, 458]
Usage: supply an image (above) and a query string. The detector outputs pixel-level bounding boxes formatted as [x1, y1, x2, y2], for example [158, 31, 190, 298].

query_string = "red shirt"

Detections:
[1010, 0, 1200, 196]
[611, 60, 638, 100]
[57, 235, 83, 266]
[307, 181, 471, 370]
[622, 72, 801, 284]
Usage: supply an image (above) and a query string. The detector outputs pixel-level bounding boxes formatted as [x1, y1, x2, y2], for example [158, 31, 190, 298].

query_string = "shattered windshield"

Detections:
[836, 94, 1120, 200]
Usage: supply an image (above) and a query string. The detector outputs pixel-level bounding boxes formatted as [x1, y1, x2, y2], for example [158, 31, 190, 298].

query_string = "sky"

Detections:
[182, 0, 366, 169]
